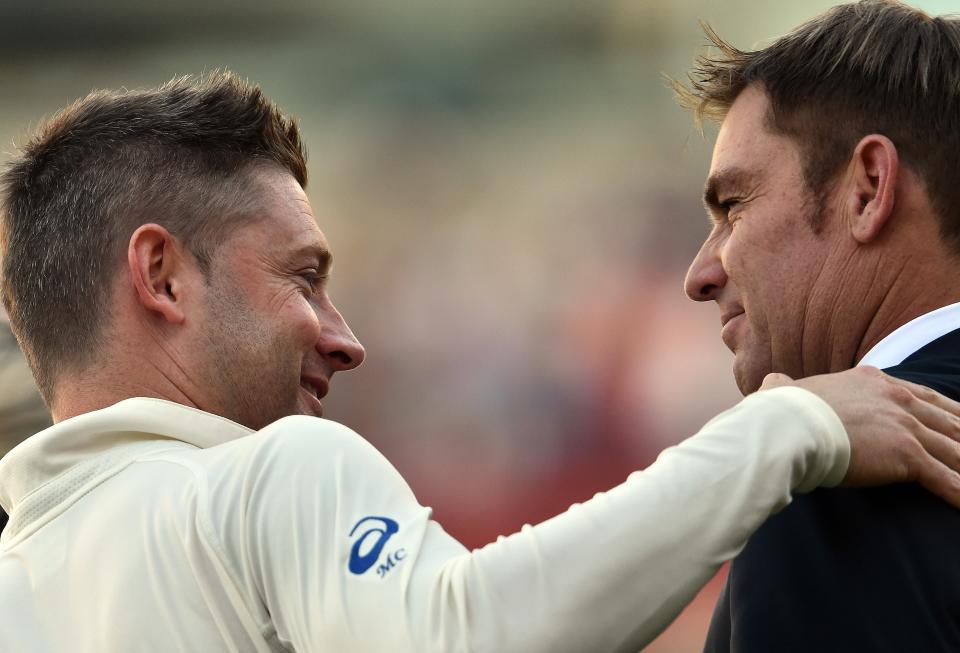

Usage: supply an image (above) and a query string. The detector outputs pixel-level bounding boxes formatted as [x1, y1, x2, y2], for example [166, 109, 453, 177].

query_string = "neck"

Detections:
[51, 355, 202, 424]
[852, 253, 960, 366]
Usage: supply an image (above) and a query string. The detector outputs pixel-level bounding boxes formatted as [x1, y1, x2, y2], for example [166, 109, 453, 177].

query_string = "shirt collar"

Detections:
[857, 301, 960, 369]
[0, 397, 251, 513]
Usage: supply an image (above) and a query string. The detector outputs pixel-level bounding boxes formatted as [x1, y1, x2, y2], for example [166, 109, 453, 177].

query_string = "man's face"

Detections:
[684, 85, 850, 394]
[194, 167, 365, 430]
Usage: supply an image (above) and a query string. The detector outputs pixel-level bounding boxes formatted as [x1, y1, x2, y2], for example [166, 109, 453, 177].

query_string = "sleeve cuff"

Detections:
[759, 386, 850, 490]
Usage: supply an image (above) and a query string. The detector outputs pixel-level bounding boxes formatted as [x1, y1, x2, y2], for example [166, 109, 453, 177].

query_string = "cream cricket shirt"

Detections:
[0, 388, 847, 653]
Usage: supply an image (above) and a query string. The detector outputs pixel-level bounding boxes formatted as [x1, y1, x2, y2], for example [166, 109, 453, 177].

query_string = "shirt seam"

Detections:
[135, 453, 278, 645]
[2, 444, 188, 548]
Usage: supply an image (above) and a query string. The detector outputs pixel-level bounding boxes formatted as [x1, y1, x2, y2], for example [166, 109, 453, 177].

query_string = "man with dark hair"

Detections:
[2, 71, 960, 651]
[1, 74, 309, 408]
[678, 1, 960, 650]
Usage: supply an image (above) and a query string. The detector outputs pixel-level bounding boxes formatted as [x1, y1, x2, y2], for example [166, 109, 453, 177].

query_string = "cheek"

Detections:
[719, 234, 763, 296]
[723, 243, 784, 332]
[294, 300, 324, 345]
[273, 295, 323, 346]
[724, 221, 796, 293]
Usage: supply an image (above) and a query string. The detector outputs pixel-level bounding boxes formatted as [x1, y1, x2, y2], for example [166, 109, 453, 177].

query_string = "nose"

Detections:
[684, 234, 727, 302]
[317, 302, 366, 372]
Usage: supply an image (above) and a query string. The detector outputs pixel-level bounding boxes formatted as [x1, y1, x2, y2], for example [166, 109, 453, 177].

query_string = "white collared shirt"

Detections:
[858, 301, 960, 369]
[0, 389, 847, 652]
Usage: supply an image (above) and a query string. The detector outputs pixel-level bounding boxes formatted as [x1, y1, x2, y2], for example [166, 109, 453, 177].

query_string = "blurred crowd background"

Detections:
[0, 0, 952, 650]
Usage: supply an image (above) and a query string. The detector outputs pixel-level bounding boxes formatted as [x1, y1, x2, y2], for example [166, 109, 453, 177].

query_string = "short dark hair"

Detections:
[0, 71, 308, 402]
[673, 0, 960, 237]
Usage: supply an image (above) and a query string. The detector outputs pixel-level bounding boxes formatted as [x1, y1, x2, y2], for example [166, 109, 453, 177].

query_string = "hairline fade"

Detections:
[0, 71, 308, 403]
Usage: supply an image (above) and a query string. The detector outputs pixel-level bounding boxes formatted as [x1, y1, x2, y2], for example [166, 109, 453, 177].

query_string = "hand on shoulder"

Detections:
[761, 366, 960, 506]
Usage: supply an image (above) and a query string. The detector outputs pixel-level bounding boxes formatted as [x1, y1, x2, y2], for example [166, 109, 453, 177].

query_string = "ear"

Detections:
[127, 224, 189, 325]
[845, 135, 899, 244]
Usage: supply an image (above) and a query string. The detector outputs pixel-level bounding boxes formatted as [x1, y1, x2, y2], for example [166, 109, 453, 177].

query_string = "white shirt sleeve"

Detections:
[207, 386, 847, 653]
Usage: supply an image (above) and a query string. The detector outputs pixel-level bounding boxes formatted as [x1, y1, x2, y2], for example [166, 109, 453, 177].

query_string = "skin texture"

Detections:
[684, 84, 960, 395]
[193, 172, 364, 429]
[51, 165, 364, 430]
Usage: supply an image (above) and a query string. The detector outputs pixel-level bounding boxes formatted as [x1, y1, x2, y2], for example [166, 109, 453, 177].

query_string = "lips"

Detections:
[299, 375, 329, 400]
[720, 308, 746, 351]
[720, 308, 745, 328]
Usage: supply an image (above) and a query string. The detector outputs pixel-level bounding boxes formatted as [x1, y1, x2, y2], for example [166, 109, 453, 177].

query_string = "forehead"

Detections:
[232, 166, 330, 261]
[710, 84, 802, 181]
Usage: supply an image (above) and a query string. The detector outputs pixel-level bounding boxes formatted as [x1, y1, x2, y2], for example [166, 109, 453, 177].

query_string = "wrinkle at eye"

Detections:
[257, 277, 302, 314]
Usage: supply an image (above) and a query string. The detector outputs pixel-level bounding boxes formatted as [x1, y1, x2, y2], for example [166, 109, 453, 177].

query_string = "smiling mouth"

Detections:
[721, 310, 745, 328]
[299, 375, 330, 403]
[301, 380, 321, 398]
[720, 311, 747, 350]
[299, 380, 325, 417]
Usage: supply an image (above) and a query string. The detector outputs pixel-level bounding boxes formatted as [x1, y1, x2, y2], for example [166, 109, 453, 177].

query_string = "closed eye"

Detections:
[706, 199, 740, 228]
[718, 198, 741, 212]
[719, 198, 747, 225]
[300, 270, 329, 292]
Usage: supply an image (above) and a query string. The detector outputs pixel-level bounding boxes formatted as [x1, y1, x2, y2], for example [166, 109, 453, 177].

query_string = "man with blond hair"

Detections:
[679, 1, 960, 650]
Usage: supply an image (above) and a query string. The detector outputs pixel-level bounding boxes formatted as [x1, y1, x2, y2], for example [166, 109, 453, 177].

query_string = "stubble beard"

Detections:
[734, 193, 829, 397]
[202, 285, 302, 431]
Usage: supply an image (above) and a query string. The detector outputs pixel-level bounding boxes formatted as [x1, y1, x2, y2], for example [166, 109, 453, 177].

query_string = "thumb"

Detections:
[760, 372, 794, 391]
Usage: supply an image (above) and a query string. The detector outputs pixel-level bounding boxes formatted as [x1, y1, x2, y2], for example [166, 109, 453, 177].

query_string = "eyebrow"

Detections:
[703, 167, 761, 214]
[289, 243, 333, 273]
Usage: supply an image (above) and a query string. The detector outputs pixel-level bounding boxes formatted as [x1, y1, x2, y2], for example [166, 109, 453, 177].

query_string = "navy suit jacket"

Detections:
[704, 327, 960, 652]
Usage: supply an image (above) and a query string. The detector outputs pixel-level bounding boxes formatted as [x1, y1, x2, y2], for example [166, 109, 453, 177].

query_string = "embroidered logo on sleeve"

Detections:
[348, 516, 406, 578]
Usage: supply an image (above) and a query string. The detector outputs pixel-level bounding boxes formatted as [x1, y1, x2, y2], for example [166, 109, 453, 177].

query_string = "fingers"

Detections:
[902, 386, 960, 445]
[877, 375, 960, 504]
[900, 420, 960, 507]
[914, 425, 960, 476]
[907, 391, 960, 446]
[763, 365, 960, 504]
[915, 452, 960, 509]
[759, 372, 794, 391]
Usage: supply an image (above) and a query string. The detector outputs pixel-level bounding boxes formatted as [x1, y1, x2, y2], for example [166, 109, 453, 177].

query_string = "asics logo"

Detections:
[348, 516, 399, 575]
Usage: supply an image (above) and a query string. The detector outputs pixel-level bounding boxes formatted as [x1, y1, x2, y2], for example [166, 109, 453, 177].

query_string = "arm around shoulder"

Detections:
[211, 391, 848, 653]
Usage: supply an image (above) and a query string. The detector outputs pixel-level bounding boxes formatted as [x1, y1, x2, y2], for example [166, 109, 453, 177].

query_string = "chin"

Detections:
[733, 357, 767, 396]
[238, 400, 304, 431]
[296, 387, 324, 418]
[734, 374, 760, 396]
